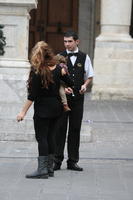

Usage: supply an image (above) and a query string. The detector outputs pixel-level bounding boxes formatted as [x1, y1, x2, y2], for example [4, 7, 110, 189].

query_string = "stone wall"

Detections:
[0, 0, 37, 141]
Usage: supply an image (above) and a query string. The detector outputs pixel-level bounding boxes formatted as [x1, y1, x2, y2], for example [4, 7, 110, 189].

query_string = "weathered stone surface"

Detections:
[93, 0, 133, 99]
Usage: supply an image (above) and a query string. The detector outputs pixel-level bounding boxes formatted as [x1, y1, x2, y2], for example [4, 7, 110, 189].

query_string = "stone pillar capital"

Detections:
[0, 0, 37, 11]
[0, 0, 37, 68]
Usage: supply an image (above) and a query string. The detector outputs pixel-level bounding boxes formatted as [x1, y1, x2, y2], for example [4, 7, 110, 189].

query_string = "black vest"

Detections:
[60, 50, 86, 99]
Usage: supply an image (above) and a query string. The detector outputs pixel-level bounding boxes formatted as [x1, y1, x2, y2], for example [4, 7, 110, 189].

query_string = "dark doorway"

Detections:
[29, 0, 78, 54]
[130, 0, 133, 37]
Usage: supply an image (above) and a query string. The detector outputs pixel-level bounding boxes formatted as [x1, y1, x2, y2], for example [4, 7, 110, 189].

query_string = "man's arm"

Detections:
[80, 54, 94, 94]
[79, 77, 93, 94]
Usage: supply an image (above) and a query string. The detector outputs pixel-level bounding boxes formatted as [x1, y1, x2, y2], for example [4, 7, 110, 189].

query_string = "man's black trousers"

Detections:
[55, 97, 84, 163]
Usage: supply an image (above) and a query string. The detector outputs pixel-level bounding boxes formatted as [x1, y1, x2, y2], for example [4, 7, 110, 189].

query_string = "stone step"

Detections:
[0, 119, 92, 142]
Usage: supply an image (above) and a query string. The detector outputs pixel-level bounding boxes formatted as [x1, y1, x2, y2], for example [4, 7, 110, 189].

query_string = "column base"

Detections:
[92, 40, 133, 100]
[92, 87, 133, 100]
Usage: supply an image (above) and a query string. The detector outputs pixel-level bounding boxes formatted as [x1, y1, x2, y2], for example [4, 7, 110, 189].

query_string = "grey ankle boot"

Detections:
[48, 154, 54, 177]
[26, 156, 49, 179]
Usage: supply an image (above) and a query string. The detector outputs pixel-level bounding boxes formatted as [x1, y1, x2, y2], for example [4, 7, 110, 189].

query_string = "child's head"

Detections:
[55, 54, 67, 64]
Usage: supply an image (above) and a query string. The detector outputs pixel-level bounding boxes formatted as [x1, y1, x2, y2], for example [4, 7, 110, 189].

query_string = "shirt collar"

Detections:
[66, 47, 79, 54]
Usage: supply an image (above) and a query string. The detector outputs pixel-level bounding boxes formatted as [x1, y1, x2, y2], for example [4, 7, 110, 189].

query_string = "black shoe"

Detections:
[67, 163, 83, 171]
[53, 162, 61, 171]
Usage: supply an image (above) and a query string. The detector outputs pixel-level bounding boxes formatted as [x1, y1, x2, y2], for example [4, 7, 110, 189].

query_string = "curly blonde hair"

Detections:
[28, 41, 56, 88]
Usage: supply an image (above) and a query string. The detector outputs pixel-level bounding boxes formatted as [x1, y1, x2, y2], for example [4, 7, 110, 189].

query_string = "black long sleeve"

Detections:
[27, 72, 40, 101]
[60, 74, 74, 87]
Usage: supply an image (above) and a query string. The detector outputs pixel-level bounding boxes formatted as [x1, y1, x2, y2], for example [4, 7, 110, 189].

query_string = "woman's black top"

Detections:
[28, 65, 73, 118]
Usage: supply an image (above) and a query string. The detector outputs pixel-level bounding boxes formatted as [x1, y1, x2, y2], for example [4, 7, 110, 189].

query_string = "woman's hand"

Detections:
[17, 111, 25, 122]
[61, 68, 66, 75]
[65, 87, 73, 94]
[16, 100, 33, 122]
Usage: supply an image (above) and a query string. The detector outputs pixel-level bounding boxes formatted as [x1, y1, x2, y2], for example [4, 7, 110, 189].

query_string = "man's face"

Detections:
[64, 36, 79, 51]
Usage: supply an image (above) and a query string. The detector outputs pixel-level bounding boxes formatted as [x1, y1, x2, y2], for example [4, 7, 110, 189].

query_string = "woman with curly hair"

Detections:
[17, 41, 73, 179]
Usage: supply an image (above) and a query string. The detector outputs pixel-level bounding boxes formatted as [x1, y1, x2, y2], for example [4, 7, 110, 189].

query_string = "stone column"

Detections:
[92, 0, 133, 99]
[0, 0, 37, 68]
[0, 0, 37, 141]
[98, 0, 132, 42]
[78, 0, 95, 61]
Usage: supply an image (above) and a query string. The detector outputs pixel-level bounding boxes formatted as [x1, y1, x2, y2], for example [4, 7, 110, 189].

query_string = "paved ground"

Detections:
[0, 94, 133, 200]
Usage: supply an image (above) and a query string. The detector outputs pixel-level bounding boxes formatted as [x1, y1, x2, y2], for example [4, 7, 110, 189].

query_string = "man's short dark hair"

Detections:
[64, 30, 79, 41]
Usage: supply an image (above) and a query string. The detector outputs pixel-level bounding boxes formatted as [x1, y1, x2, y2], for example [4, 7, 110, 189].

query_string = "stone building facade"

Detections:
[93, 0, 133, 100]
[0, 0, 132, 140]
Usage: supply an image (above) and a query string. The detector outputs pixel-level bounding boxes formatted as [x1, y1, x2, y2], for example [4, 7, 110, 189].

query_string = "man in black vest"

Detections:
[54, 30, 94, 171]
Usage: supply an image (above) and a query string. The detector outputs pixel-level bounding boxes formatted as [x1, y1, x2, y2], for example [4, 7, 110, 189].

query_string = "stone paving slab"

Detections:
[0, 157, 133, 200]
[0, 98, 133, 200]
